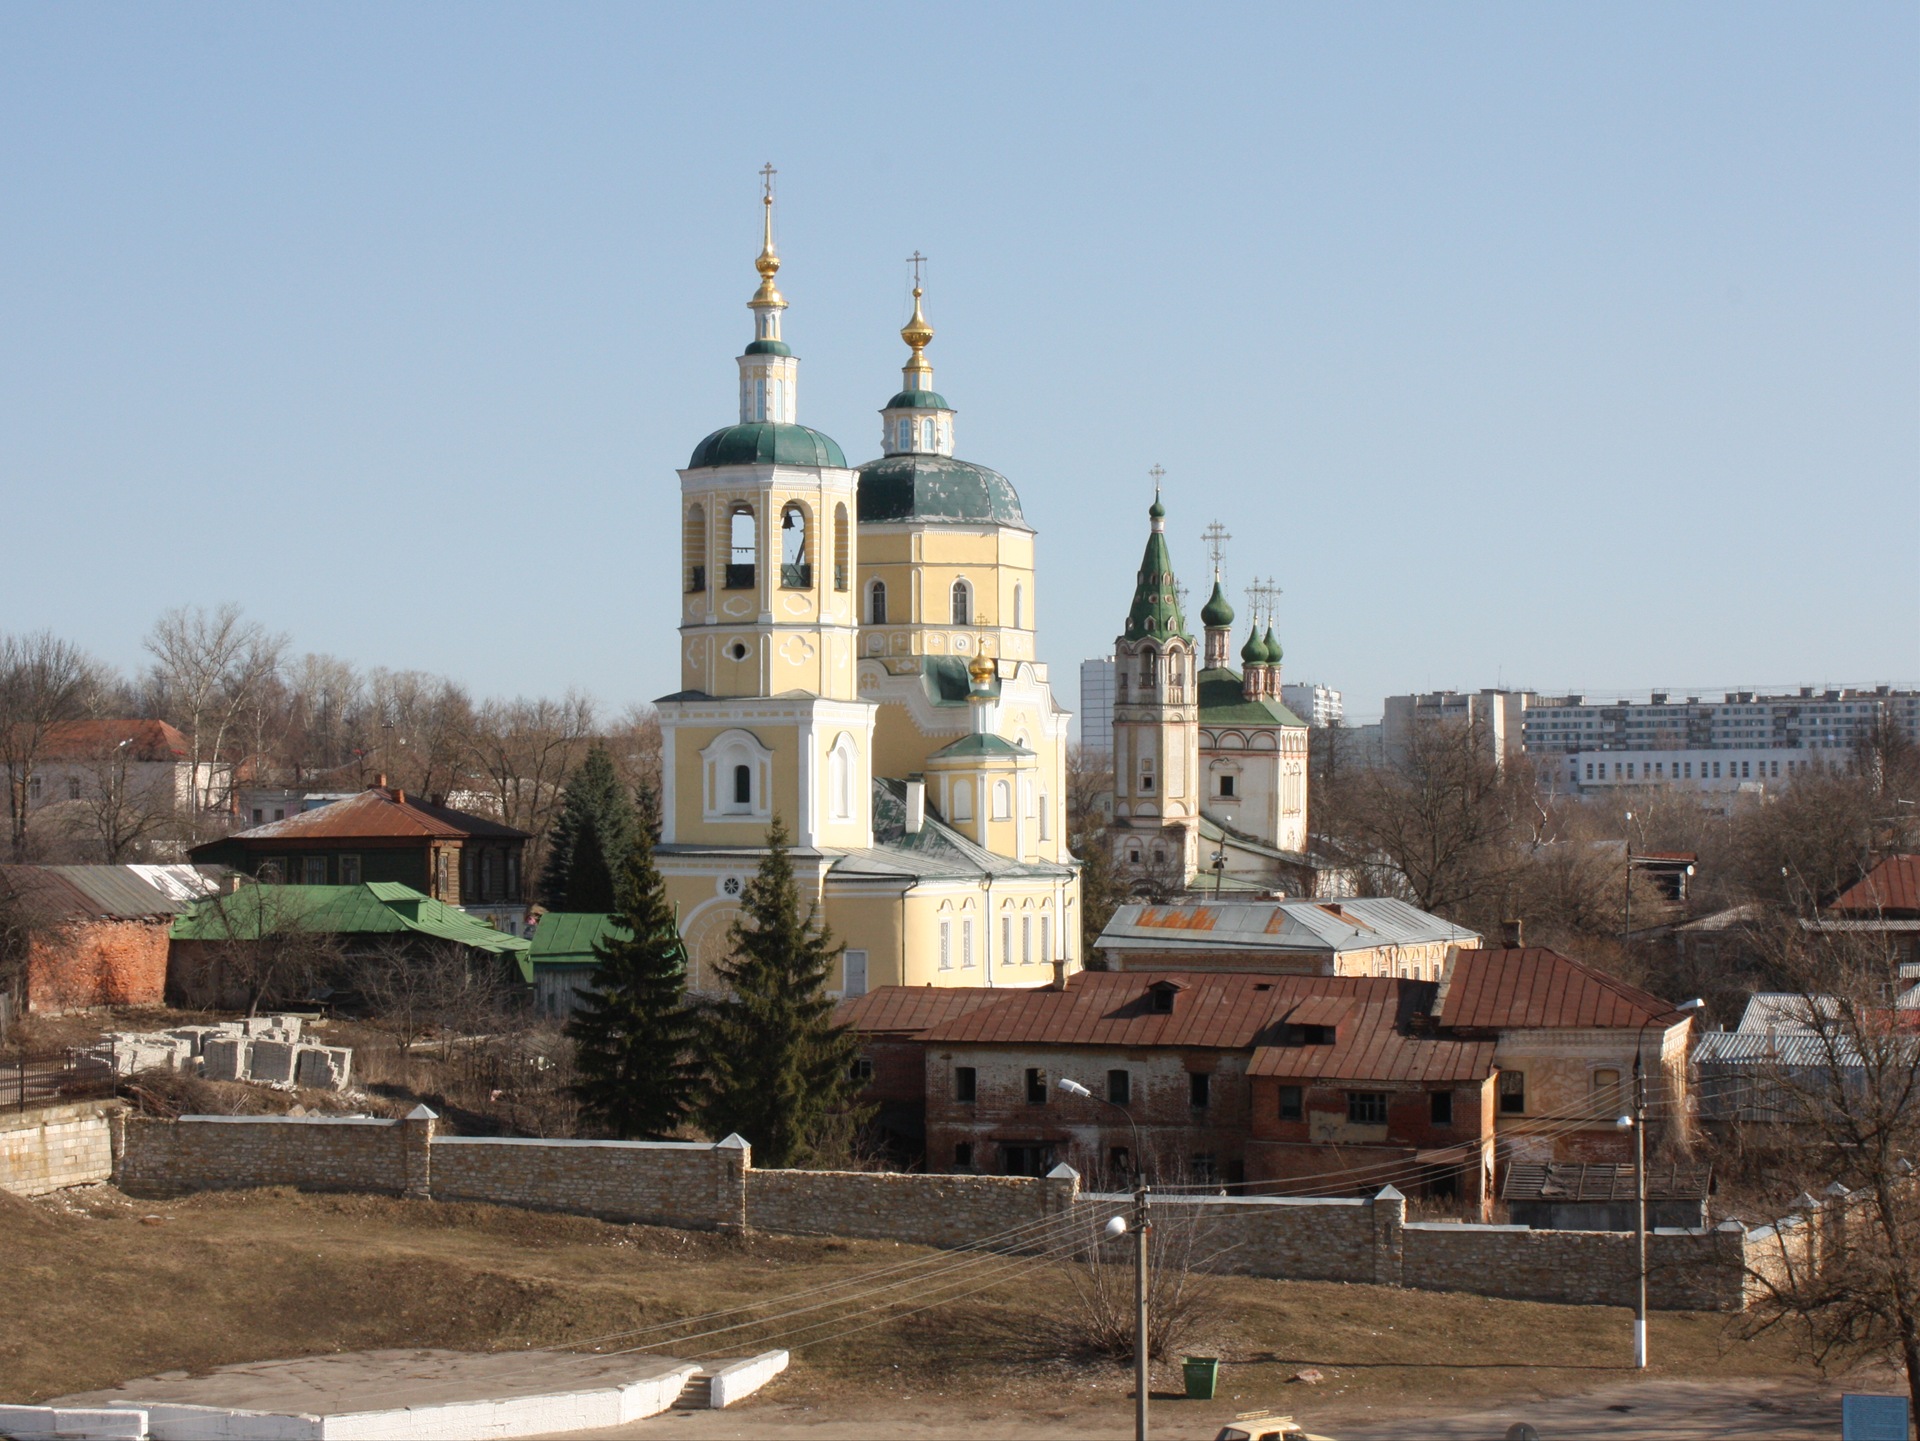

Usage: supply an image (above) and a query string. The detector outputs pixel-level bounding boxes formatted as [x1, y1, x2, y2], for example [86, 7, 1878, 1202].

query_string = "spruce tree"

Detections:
[703, 815, 869, 1167]
[566, 825, 700, 1138]
[541, 744, 636, 911]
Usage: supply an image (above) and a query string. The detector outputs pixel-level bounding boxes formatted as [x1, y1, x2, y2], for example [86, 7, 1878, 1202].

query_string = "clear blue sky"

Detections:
[2, 3, 1914, 723]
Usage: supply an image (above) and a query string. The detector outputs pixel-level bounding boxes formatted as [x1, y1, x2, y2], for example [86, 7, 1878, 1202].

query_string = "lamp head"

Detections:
[1057, 1077, 1092, 1099]
[1678, 998, 1705, 1012]
[1103, 1215, 1128, 1238]
[1615, 1114, 1634, 1131]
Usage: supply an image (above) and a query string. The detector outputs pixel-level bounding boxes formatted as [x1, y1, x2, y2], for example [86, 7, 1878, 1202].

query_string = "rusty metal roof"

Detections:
[1830, 855, 1920, 917]
[834, 987, 1007, 1035]
[1435, 947, 1678, 1030]
[1248, 1001, 1495, 1083]
[1501, 1160, 1710, 1204]
[1099, 898, 1478, 958]
[34, 719, 188, 762]
[0, 863, 227, 922]
[196, 786, 529, 846]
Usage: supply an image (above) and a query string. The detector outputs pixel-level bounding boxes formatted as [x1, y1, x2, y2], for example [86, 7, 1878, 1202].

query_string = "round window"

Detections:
[726, 641, 749, 661]
[722, 876, 742, 897]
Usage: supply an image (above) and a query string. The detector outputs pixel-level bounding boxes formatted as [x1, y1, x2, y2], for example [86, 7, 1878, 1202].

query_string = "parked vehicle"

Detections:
[1213, 1413, 1337, 1441]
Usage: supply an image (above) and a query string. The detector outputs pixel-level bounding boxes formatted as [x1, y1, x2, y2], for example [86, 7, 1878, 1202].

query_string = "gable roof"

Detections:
[193, 786, 529, 848]
[1196, 671, 1307, 729]
[0, 864, 228, 923]
[1434, 946, 1678, 1030]
[169, 882, 528, 955]
[1830, 855, 1920, 917]
[1502, 1161, 1710, 1205]
[834, 986, 1008, 1036]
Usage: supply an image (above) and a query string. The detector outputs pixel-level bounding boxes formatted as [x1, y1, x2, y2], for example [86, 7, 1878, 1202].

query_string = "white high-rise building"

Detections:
[1281, 682, 1343, 728]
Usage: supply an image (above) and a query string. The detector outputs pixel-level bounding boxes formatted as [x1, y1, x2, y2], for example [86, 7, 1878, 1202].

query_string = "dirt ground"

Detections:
[2, 1182, 1854, 1438]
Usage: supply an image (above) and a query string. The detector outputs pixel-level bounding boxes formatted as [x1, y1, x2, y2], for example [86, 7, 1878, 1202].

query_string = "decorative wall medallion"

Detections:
[782, 594, 810, 616]
[722, 596, 752, 618]
[779, 636, 816, 666]
[684, 642, 705, 670]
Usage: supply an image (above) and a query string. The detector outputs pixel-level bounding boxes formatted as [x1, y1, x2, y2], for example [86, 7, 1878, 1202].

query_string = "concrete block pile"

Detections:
[84, 1016, 352, 1092]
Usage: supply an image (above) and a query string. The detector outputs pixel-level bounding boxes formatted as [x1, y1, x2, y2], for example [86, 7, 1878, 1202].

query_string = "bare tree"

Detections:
[1051, 1200, 1232, 1364]
[467, 693, 597, 878]
[0, 631, 101, 861]
[365, 668, 474, 801]
[179, 883, 342, 1014]
[62, 733, 183, 862]
[603, 705, 665, 841]
[144, 605, 287, 834]
[1738, 921, 1920, 1425]
[348, 939, 515, 1056]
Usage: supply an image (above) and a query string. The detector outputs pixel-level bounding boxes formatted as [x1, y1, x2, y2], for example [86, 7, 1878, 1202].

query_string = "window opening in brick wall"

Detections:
[1499, 1071, 1526, 1115]
[1429, 1089, 1453, 1125]
[1277, 1085, 1303, 1121]
[954, 1142, 973, 1169]
[1106, 1068, 1131, 1105]
[1188, 1071, 1210, 1109]
[954, 1066, 977, 1103]
[1347, 1091, 1388, 1125]
[1026, 1068, 1048, 1104]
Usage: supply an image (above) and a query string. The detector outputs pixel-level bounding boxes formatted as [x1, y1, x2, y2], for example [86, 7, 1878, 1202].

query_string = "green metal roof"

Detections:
[687, 421, 847, 470]
[1123, 506, 1190, 643]
[1196, 671, 1307, 728]
[169, 883, 529, 955]
[1240, 625, 1268, 664]
[883, 389, 951, 411]
[743, 339, 792, 357]
[918, 656, 999, 708]
[856, 453, 1029, 528]
[1200, 580, 1235, 628]
[930, 733, 1033, 760]
[527, 911, 630, 967]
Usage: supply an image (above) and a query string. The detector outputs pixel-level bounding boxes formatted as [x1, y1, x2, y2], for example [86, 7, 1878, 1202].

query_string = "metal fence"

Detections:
[0, 1052, 116, 1112]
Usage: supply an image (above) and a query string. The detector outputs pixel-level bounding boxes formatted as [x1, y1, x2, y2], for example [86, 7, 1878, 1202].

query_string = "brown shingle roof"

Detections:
[1436, 947, 1676, 1030]
[1830, 855, 1920, 918]
[196, 787, 529, 846]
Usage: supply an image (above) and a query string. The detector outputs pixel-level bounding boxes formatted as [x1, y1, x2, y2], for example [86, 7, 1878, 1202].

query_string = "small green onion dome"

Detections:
[1263, 625, 1282, 663]
[1200, 580, 1235, 629]
[743, 338, 792, 357]
[883, 389, 951, 411]
[1240, 625, 1267, 666]
[688, 421, 847, 470]
[1149, 496, 1166, 521]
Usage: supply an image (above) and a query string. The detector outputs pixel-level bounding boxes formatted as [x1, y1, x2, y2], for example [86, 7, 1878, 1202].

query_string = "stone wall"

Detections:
[431, 1136, 745, 1230]
[111, 1114, 1766, 1312]
[118, 1114, 413, 1197]
[27, 920, 169, 1012]
[0, 1101, 121, 1197]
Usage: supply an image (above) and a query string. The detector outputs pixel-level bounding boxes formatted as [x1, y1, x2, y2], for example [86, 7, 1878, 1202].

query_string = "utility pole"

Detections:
[1631, 1046, 1648, 1369]
[1134, 1179, 1151, 1441]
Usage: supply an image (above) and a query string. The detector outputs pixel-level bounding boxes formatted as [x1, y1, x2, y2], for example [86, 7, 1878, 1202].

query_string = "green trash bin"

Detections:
[1182, 1355, 1219, 1400]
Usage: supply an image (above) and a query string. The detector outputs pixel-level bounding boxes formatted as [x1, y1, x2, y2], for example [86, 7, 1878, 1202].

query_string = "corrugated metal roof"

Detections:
[0, 864, 226, 922]
[198, 786, 529, 844]
[1502, 1161, 1709, 1204]
[1435, 947, 1676, 1030]
[1098, 898, 1478, 957]
[834, 986, 1008, 1035]
[528, 912, 629, 966]
[169, 882, 528, 954]
[1830, 855, 1920, 917]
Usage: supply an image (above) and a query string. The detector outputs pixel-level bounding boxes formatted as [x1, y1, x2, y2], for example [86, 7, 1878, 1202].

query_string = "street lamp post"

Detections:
[1618, 997, 1703, 1369]
[1060, 1076, 1149, 1441]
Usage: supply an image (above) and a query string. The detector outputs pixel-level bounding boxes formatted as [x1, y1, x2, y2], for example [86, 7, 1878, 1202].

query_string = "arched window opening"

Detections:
[992, 779, 1012, 820]
[828, 734, 856, 822]
[780, 503, 811, 588]
[1139, 756, 1156, 794]
[951, 578, 972, 626]
[1038, 793, 1051, 841]
[896, 418, 911, 451]
[684, 503, 707, 593]
[1141, 649, 1158, 687]
[1013, 583, 1025, 630]
[727, 505, 757, 589]
[833, 503, 849, 591]
[951, 778, 974, 821]
[922, 418, 936, 449]
[1127, 844, 1141, 864]
[868, 579, 888, 625]
[733, 764, 752, 807]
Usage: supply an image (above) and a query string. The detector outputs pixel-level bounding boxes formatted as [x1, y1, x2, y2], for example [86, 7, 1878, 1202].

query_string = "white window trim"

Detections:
[700, 728, 775, 822]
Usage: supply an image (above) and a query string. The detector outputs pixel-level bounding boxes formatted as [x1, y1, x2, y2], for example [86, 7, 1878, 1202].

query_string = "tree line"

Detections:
[0, 608, 660, 879]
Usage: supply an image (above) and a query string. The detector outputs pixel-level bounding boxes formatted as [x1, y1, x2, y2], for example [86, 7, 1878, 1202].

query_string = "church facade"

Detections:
[1108, 500, 1312, 893]
[655, 190, 1078, 997]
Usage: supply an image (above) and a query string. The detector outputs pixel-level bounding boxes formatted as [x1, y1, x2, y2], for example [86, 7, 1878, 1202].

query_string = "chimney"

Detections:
[224, 872, 245, 895]
[1051, 958, 1068, 991]
[905, 777, 926, 835]
[1500, 917, 1526, 948]
[394, 788, 406, 805]
[375, 773, 388, 789]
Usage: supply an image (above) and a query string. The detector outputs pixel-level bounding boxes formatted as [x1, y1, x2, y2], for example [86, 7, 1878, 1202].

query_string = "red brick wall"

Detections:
[27, 920, 170, 1012]
[1246, 1076, 1495, 1201]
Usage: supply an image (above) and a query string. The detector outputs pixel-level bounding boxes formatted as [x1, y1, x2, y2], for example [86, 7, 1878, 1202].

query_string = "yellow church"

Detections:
[654, 187, 1079, 996]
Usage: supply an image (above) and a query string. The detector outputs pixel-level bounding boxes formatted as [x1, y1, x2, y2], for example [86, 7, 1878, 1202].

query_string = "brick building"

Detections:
[189, 782, 531, 935]
[0, 864, 228, 1014]
[840, 945, 1693, 1206]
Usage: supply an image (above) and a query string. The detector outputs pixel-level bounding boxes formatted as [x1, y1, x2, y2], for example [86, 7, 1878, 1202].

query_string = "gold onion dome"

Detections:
[968, 650, 995, 687]
[901, 286, 934, 353]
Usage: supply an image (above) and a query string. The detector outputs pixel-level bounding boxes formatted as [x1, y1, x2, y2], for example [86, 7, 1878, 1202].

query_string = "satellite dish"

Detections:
[1505, 1427, 1541, 1441]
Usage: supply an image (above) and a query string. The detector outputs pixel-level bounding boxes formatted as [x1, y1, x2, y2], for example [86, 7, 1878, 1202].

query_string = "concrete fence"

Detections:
[93, 1109, 1790, 1313]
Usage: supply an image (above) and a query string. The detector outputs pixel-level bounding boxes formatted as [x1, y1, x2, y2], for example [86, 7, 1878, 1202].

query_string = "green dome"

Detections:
[743, 338, 792, 357]
[1200, 580, 1235, 629]
[687, 421, 847, 471]
[1263, 625, 1282, 663]
[856, 453, 1029, 528]
[1240, 625, 1267, 665]
[883, 389, 951, 411]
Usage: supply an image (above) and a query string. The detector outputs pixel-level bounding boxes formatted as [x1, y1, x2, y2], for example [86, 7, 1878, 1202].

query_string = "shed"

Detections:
[1502, 1160, 1711, 1231]
[524, 912, 629, 1018]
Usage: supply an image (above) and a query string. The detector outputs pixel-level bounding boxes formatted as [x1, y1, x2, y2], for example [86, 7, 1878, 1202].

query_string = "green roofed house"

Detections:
[167, 881, 530, 1009]
[523, 912, 634, 1019]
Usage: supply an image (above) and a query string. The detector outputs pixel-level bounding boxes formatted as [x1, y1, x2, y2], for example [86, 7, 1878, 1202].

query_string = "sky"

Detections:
[1, 4, 1914, 725]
